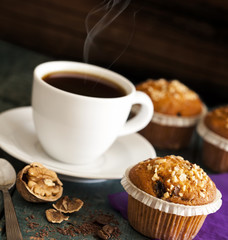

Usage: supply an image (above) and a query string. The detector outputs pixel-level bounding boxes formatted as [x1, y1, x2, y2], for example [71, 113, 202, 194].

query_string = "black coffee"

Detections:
[42, 71, 126, 98]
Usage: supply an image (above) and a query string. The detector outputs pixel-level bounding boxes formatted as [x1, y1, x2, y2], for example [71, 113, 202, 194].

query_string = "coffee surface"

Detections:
[42, 71, 126, 98]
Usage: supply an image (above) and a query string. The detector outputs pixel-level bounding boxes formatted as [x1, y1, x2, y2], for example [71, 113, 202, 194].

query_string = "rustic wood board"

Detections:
[0, 0, 228, 105]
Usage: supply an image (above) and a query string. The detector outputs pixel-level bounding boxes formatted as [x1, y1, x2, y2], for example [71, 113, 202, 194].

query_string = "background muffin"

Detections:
[197, 105, 228, 172]
[121, 155, 222, 240]
[136, 79, 205, 149]
[204, 106, 228, 138]
[136, 79, 202, 116]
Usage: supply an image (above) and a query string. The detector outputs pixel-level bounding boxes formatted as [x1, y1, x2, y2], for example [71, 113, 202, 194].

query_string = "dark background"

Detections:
[0, 0, 228, 107]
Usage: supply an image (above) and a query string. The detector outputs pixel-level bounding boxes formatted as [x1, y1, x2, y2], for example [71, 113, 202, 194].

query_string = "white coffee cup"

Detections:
[32, 61, 153, 165]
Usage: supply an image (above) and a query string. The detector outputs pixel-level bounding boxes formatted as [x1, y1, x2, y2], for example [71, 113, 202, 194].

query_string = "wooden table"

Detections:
[0, 39, 205, 240]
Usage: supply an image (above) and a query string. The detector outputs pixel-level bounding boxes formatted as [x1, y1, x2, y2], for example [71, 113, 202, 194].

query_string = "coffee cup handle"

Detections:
[119, 91, 154, 136]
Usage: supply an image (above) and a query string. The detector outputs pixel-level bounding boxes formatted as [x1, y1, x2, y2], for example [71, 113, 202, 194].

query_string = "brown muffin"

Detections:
[136, 79, 205, 149]
[129, 155, 216, 206]
[197, 105, 228, 172]
[121, 155, 222, 240]
[136, 79, 202, 116]
[204, 105, 228, 139]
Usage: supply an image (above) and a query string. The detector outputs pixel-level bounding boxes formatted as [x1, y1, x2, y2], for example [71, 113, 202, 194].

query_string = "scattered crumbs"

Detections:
[35, 228, 49, 238]
[27, 222, 40, 229]
[25, 211, 121, 239]
[29, 237, 44, 240]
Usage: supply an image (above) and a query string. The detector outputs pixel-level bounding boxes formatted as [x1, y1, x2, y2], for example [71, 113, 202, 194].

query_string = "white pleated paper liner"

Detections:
[132, 104, 207, 127]
[197, 118, 228, 151]
[121, 167, 222, 217]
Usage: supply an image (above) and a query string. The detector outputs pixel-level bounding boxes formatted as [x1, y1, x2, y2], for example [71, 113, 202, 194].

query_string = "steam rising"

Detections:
[83, 0, 132, 66]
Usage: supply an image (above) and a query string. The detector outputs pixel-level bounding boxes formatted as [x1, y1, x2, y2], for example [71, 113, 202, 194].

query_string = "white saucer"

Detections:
[0, 107, 156, 180]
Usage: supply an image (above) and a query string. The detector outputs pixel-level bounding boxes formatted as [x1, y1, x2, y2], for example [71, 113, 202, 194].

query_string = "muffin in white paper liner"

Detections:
[132, 104, 207, 127]
[121, 167, 222, 217]
[197, 117, 228, 172]
[197, 118, 228, 151]
[121, 166, 222, 239]
[132, 104, 207, 150]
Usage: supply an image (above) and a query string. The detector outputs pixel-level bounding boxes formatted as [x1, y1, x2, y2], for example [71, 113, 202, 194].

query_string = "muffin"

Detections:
[121, 155, 222, 240]
[197, 105, 228, 172]
[136, 78, 205, 149]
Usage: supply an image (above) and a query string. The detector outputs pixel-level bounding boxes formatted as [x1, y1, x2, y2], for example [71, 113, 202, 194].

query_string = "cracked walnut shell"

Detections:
[53, 196, 84, 213]
[45, 209, 69, 223]
[16, 162, 63, 202]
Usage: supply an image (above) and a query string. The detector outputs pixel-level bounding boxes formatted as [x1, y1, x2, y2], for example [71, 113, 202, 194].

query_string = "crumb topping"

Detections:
[137, 79, 199, 102]
[148, 156, 209, 199]
[129, 155, 216, 206]
[136, 79, 202, 116]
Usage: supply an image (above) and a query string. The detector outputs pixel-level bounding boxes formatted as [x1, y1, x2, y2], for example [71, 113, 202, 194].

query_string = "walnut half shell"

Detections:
[16, 162, 63, 202]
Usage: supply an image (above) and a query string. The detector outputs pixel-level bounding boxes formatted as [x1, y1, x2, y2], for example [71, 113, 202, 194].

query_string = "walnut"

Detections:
[16, 162, 63, 202]
[45, 209, 69, 223]
[53, 196, 83, 213]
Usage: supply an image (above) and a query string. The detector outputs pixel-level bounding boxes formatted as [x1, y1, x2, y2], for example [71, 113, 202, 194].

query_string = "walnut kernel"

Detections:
[16, 162, 63, 202]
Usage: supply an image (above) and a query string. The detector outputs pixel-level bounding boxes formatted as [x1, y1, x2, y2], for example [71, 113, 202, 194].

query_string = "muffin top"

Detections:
[136, 79, 203, 116]
[129, 155, 216, 206]
[204, 105, 228, 139]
